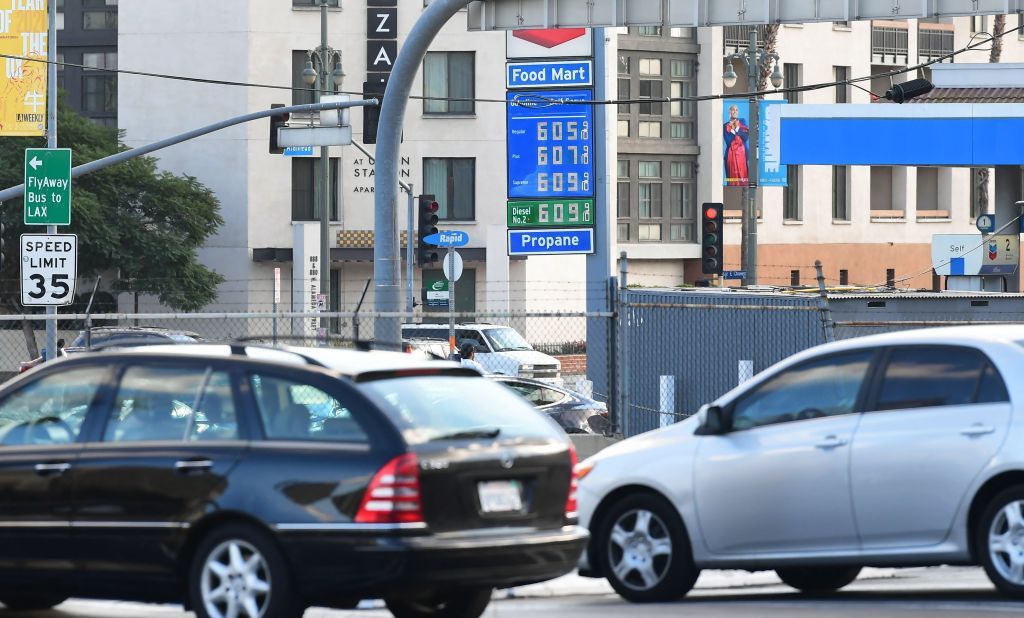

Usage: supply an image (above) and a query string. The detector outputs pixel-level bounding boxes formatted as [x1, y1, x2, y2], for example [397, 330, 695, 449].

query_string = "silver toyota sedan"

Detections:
[576, 325, 1024, 602]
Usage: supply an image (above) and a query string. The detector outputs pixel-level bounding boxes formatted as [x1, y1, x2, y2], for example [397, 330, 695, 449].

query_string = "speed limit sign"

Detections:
[21, 234, 78, 306]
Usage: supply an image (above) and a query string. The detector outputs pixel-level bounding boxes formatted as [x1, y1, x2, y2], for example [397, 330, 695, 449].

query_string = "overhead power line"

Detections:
[0, 21, 1018, 109]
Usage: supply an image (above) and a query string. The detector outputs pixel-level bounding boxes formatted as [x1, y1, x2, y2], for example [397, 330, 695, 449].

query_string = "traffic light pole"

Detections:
[741, 28, 759, 287]
[406, 183, 414, 313]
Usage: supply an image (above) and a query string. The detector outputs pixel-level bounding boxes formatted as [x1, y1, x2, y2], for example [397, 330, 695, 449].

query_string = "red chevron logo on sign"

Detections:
[512, 28, 587, 49]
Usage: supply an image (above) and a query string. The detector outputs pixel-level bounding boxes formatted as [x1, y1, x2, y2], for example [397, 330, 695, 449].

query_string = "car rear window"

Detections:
[360, 375, 564, 444]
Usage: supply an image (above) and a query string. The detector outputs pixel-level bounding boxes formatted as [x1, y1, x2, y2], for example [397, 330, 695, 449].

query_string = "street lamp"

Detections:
[304, 0, 345, 341]
[723, 28, 782, 286]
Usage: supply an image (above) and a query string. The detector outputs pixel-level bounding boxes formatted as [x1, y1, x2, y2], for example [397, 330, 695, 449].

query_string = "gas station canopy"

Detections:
[468, 0, 1021, 30]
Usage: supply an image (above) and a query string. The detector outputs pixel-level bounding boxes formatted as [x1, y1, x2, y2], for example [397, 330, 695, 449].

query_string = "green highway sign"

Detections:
[507, 198, 594, 228]
[24, 148, 72, 226]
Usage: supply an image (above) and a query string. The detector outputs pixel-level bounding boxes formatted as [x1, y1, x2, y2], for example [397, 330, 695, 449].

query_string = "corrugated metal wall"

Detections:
[618, 290, 1024, 437]
[619, 289, 826, 436]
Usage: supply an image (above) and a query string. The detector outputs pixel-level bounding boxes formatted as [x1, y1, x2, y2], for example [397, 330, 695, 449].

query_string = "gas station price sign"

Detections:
[507, 199, 594, 228]
[507, 90, 595, 199]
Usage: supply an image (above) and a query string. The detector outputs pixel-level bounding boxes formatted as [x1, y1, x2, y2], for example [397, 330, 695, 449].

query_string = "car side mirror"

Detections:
[697, 405, 729, 435]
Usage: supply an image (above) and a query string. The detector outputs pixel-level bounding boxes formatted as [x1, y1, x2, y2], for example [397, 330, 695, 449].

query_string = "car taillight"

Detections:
[566, 442, 579, 519]
[355, 453, 425, 524]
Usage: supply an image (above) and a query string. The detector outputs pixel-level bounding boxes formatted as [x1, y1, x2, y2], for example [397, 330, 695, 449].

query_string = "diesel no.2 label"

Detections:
[507, 89, 595, 199]
[508, 199, 594, 228]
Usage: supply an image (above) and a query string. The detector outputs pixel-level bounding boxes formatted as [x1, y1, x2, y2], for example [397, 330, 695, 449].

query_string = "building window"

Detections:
[839, 269, 849, 285]
[638, 184, 662, 219]
[783, 166, 801, 220]
[617, 181, 630, 218]
[56, 52, 64, 90]
[834, 66, 850, 103]
[618, 223, 630, 242]
[638, 79, 663, 115]
[639, 161, 661, 178]
[833, 166, 849, 220]
[638, 26, 662, 36]
[971, 168, 987, 219]
[871, 166, 895, 213]
[293, 0, 339, 6]
[971, 15, 986, 34]
[291, 158, 339, 221]
[617, 120, 630, 137]
[639, 58, 662, 76]
[423, 158, 475, 221]
[638, 224, 662, 241]
[423, 52, 474, 115]
[671, 81, 693, 117]
[292, 51, 316, 105]
[670, 224, 693, 242]
[886, 269, 896, 288]
[617, 78, 630, 113]
[83, 0, 118, 30]
[784, 64, 802, 104]
[671, 59, 694, 78]
[917, 167, 939, 212]
[670, 28, 695, 38]
[618, 56, 630, 75]
[790, 270, 800, 286]
[82, 75, 116, 114]
[670, 122, 691, 139]
[638, 121, 662, 138]
[56, 0, 64, 30]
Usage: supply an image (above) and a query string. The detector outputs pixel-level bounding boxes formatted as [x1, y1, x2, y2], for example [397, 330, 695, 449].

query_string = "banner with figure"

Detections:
[722, 99, 750, 186]
[0, 0, 47, 137]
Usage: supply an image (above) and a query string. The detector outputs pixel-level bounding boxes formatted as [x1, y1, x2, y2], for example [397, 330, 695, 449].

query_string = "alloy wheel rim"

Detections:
[989, 499, 1024, 586]
[607, 508, 673, 591]
[201, 539, 271, 618]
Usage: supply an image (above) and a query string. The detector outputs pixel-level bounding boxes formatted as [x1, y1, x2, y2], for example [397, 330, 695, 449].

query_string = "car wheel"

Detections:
[978, 487, 1024, 598]
[385, 587, 492, 618]
[0, 593, 68, 610]
[598, 492, 699, 603]
[775, 566, 861, 593]
[187, 523, 302, 618]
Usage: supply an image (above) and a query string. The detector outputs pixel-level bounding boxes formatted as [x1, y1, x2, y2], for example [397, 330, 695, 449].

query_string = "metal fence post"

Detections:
[815, 260, 836, 343]
[617, 251, 629, 438]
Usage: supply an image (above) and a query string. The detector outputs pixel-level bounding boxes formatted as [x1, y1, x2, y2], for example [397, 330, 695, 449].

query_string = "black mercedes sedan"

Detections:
[0, 344, 587, 618]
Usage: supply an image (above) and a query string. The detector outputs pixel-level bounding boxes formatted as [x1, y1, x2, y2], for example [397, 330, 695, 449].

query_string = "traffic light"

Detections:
[417, 194, 439, 267]
[363, 78, 387, 145]
[269, 103, 290, 154]
[701, 203, 724, 276]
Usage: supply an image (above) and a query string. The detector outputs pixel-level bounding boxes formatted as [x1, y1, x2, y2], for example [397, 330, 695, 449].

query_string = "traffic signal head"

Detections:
[701, 203, 724, 276]
[269, 103, 290, 154]
[417, 194, 440, 267]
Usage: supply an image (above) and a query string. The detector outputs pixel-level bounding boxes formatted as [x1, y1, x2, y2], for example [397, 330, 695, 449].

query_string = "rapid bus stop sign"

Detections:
[24, 148, 72, 226]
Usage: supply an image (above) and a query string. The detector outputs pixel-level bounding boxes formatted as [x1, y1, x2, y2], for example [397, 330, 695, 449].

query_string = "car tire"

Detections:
[187, 522, 303, 618]
[775, 566, 861, 593]
[385, 587, 493, 618]
[977, 486, 1024, 599]
[597, 492, 699, 603]
[0, 593, 68, 610]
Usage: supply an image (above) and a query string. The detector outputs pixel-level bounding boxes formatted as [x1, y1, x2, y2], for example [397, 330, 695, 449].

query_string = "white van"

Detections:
[401, 323, 563, 385]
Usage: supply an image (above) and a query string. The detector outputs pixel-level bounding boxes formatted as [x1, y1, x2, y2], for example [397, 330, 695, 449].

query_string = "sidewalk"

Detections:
[500, 568, 900, 599]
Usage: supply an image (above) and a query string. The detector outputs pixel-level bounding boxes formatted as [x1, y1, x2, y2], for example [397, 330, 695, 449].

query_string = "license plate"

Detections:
[477, 480, 523, 513]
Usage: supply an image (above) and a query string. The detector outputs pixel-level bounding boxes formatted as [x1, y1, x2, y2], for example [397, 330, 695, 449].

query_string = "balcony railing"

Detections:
[723, 24, 771, 54]
[872, 20, 909, 65]
[919, 23, 954, 62]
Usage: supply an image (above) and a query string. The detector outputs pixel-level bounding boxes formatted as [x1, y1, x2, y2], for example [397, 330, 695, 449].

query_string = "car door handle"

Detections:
[960, 424, 996, 437]
[174, 459, 213, 472]
[34, 462, 71, 475]
[815, 435, 848, 450]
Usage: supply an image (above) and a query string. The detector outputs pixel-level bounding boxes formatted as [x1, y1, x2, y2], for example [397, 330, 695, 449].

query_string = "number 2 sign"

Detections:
[20, 234, 78, 306]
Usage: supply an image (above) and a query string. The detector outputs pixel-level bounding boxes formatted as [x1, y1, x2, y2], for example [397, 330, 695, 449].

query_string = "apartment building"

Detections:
[56, 0, 118, 127]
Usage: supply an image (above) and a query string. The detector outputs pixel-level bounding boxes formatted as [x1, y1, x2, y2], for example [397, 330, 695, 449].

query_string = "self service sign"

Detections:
[507, 90, 594, 200]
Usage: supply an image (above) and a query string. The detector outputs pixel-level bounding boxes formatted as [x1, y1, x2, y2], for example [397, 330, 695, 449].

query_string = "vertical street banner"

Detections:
[0, 0, 47, 136]
[758, 100, 788, 187]
[722, 99, 751, 187]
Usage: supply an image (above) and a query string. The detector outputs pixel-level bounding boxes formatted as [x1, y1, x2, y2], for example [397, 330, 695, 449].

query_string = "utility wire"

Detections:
[0, 21, 1018, 108]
